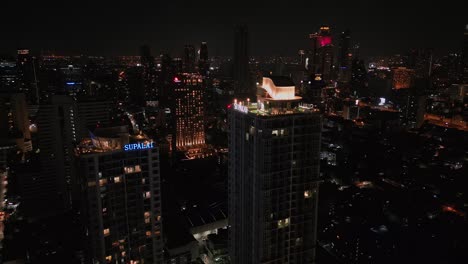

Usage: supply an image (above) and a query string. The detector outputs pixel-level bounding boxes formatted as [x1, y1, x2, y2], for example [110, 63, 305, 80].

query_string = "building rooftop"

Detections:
[230, 76, 320, 116]
[75, 126, 153, 155]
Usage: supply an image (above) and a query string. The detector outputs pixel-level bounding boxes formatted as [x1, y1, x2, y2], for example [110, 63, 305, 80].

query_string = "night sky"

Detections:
[3, 0, 467, 57]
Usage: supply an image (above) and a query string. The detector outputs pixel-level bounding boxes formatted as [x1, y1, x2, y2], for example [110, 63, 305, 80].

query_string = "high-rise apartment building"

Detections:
[76, 126, 163, 263]
[228, 76, 322, 264]
[174, 73, 205, 149]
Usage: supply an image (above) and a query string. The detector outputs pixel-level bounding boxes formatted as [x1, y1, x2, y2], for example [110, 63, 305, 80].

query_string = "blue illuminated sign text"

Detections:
[124, 142, 154, 151]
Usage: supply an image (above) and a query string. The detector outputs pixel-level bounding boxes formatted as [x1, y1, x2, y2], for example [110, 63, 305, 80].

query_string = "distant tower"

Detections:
[229, 76, 322, 264]
[199, 42, 209, 75]
[173, 73, 205, 148]
[318, 26, 334, 81]
[184, 45, 196, 73]
[462, 24, 468, 83]
[233, 25, 252, 95]
[338, 29, 353, 83]
[307, 26, 334, 82]
[139, 45, 157, 106]
[16, 49, 39, 104]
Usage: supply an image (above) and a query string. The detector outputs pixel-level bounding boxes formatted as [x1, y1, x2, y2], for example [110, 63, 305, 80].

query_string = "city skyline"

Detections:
[2, 1, 467, 57]
[1, 2, 467, 263]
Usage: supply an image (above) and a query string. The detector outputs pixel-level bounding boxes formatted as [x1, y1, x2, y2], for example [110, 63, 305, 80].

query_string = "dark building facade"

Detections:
[233, 25, 252, 95]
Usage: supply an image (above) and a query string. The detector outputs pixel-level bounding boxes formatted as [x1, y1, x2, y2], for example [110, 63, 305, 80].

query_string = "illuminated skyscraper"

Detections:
[233, 25, 252, 95]
[307, 26, 334, 82]
[392, 67, 415, 89]
[174, 73, 205, 148]
[77, 126, 163, 263]
[229, 76, 321, 264]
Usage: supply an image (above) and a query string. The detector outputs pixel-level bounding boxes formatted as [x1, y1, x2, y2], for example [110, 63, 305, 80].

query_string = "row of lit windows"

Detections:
[124, 165, 141, 174]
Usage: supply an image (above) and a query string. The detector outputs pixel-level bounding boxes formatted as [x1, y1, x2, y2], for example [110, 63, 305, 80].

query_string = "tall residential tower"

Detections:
[228, 76, 322, 263]
[77, 126, 163, 263]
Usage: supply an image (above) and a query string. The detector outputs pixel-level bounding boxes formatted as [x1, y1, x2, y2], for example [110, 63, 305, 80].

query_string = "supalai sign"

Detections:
[124, 142, 154, 151]
[233, 103, 248, 114]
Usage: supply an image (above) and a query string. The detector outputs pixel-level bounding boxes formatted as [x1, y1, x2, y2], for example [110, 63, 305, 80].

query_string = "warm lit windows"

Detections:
[114, 176, 121, 183]
[99, 179, 107, 186]
[304, 190, 312, 199]
[103, 228, 110, 236]
[146, 231, 152, 237]
[277, 218, 290, 229]
[105, 255, 112, 262]
[144, 191, 151, 199]
[124, 165, 141, 174]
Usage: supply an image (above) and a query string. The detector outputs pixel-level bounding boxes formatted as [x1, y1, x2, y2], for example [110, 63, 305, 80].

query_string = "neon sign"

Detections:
[124, 142, 154, 151]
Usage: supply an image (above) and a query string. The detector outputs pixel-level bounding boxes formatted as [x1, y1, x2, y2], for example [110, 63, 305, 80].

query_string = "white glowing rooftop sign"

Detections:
[233, 103, 248, 114]
[261, 77, 296, 100]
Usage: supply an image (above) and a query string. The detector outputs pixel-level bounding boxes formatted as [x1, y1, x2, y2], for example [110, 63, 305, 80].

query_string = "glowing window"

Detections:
[277, 218, 290, 229]
[99, 179, 107, 186]
[114, 176, 121, 183]
[272, 130, 279, 136]
[103, 228, 110, 236]
[304, 190, 312, 199]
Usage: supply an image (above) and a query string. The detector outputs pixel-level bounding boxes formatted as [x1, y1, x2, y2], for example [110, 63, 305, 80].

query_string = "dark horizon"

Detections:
[3, 1, 467, 58]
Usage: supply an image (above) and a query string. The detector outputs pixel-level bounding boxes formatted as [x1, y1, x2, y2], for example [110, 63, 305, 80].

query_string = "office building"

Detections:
[228, 76, 322, 263]
[76, 126, 163, 263]
[173, 73, 205, 149]
[392, 67, 415, 89]
[184, 45, 197, 73]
